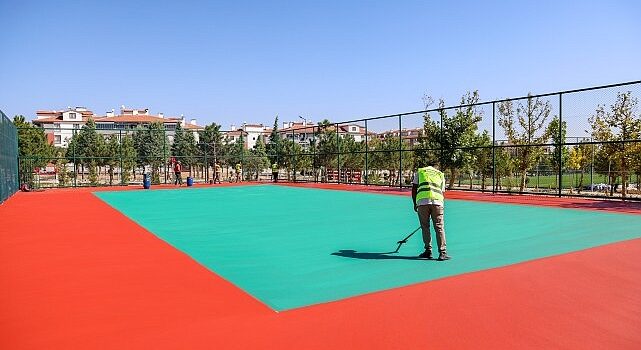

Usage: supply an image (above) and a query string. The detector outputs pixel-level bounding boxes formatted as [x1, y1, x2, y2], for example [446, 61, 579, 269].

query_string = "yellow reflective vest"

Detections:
[416, 167, 445, 202]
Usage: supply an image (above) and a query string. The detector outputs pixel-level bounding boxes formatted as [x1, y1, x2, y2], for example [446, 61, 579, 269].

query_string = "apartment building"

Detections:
[33, 106, 203, 147]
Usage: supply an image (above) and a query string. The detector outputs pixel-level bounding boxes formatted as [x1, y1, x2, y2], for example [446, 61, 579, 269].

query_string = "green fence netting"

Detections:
[0, 110, 19, 203]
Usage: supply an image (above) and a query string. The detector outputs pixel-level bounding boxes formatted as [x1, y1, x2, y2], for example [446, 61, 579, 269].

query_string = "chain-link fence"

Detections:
[14, 80, 641, 200]
[1, 110, 19, 203]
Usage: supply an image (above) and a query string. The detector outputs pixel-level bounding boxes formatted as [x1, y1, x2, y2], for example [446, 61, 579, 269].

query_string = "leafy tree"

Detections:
[281, 138, 313, 181]
[104, 135, 120, 185]
[13, 115, 55, 186]
[198, 123, 224, 180]
[267, 116, 284, 164]
[494, 145, 516, 191]
[414, 92, 484, 189]
[315, 123, 338, 175]
[50, 147, 71, 187]
[78, 118, 106, 186]
[546, 116, 569, 175]
[469, 131, 492, 190]
[245, 138, 270, 180]
[134, 122, 169, 184]
[172, 124, 198, 176]
[568, 142, 591, 192]
[119, 134, 137, 184]
[589, 91, 640, 197]
[498, 94, 553, 191]
[369, 135, 411, 185]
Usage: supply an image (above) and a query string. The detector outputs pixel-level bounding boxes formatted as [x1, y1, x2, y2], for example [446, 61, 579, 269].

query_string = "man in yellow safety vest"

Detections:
[411, 163, 451, 261]
[235, 163, 242, 182]
[272, 162, 279, 183]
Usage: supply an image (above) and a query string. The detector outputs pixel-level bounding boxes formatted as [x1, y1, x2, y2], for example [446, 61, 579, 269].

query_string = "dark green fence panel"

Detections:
[0, 110, 19, 203]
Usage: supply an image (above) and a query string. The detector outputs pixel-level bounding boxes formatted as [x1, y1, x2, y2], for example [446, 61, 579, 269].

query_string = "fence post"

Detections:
[291, 127, 295, 182]
[398, 114, 402, 189]
[16, 126, 21, 189]
[336, 123, 340, 184]
[163, 127, 167, 184]
[73, 129, 77, 188]
[119, 129, 124, 185]
[590, 137, 594, 188]
[204, 143, 208, 182]
[439, 109, 444, 172]
[492, 102, 496, 193]
[313, 125, 317, 183]
[558, 93, 563, 197]
[365, 119, 368, 185]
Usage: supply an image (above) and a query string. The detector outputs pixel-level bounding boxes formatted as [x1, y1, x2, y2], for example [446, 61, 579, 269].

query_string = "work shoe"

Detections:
[418, 250, 433, 259]
[438, 253, 451, 261]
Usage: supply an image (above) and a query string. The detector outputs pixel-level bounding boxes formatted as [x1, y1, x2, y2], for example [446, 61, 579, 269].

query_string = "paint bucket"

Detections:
[143, 174, 151, 189]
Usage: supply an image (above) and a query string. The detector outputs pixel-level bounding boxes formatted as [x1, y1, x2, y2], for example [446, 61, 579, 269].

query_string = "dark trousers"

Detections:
[174, 172, 183, 185]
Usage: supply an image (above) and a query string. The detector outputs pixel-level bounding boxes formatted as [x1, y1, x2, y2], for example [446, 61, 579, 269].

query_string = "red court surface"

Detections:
[1, 183, 640, 349]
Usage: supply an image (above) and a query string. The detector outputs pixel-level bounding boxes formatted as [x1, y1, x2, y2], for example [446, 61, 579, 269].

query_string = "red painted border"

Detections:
[278, 182, 641, 215]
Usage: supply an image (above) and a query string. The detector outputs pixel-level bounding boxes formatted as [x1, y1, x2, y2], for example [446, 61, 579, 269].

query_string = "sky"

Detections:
[1, 0, 639, 132]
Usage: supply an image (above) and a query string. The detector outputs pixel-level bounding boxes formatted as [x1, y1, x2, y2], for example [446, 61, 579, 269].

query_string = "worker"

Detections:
[214, 162, 222, 184]
[411, 162, 450, 261]
[173, 161, 183, 186]
[272, 162, 279, 182]
[235, 163, 242, 182]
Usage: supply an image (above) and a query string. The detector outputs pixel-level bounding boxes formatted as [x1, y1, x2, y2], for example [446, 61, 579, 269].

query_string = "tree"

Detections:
[133, 122, 169, 184]
[104, 135, 120, 185]
[198, 123, 224, 180]
[497, 94, 553, 192]
[494, 145, 516, 191]
[171, 124, 198, 176]
[589, 91, 640, 197]
[315, 122, 338, 175]
[546, 116, 569, 177]
[78, 118, 106, 186]
[267, 116, 284, 164]
[568, 142, 590, 193]
[13, 115, 55, 186]
[414, 92, 484, 189]
[245, 139, 270, 180]
[470, 131, 493, 190]
[119, 134, 137, 184]
[369, 135, 411, 186]
[50, 147, 71, 187]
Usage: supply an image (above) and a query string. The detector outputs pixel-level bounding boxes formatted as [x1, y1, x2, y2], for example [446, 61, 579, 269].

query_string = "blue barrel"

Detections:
[143, 174, 151, 189]
[187, 177, 194, 186]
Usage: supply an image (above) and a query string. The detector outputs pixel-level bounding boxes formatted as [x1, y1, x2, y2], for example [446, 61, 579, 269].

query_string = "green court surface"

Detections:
[95, 185, 641, 311]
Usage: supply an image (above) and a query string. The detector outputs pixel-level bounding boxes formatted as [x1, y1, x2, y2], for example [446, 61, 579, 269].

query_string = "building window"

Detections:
[73, 124, 80, 129]
[69, 112, 77, 119]
[54, 135, 61, 144]
[351, 126, 357, 132]
[54, 123, 61, 130]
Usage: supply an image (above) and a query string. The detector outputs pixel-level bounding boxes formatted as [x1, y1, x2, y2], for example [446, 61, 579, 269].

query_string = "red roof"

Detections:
[96, 115, 177, 123]
[33, 115, 94, 124]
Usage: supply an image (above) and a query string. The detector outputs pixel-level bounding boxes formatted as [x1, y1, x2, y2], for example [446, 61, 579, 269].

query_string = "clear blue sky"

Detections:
[1, 0, 639, 130]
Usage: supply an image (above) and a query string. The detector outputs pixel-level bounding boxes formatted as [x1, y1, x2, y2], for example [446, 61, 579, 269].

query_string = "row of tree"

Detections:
[13, 91, 640, 195]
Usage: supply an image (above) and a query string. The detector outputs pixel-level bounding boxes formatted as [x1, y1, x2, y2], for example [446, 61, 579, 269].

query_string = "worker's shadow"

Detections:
[331, 249, 422, 260]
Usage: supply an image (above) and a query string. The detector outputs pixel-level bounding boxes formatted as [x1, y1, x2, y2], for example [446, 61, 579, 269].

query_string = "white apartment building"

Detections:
[279, 121, 374, 147]
[377, 127, 424, 147]
[33, 106, 203, 147]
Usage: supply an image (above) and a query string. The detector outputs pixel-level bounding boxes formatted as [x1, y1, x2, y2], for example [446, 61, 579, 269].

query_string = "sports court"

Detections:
[2, 182, 641, 349]
[96, 184, 641, 311]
